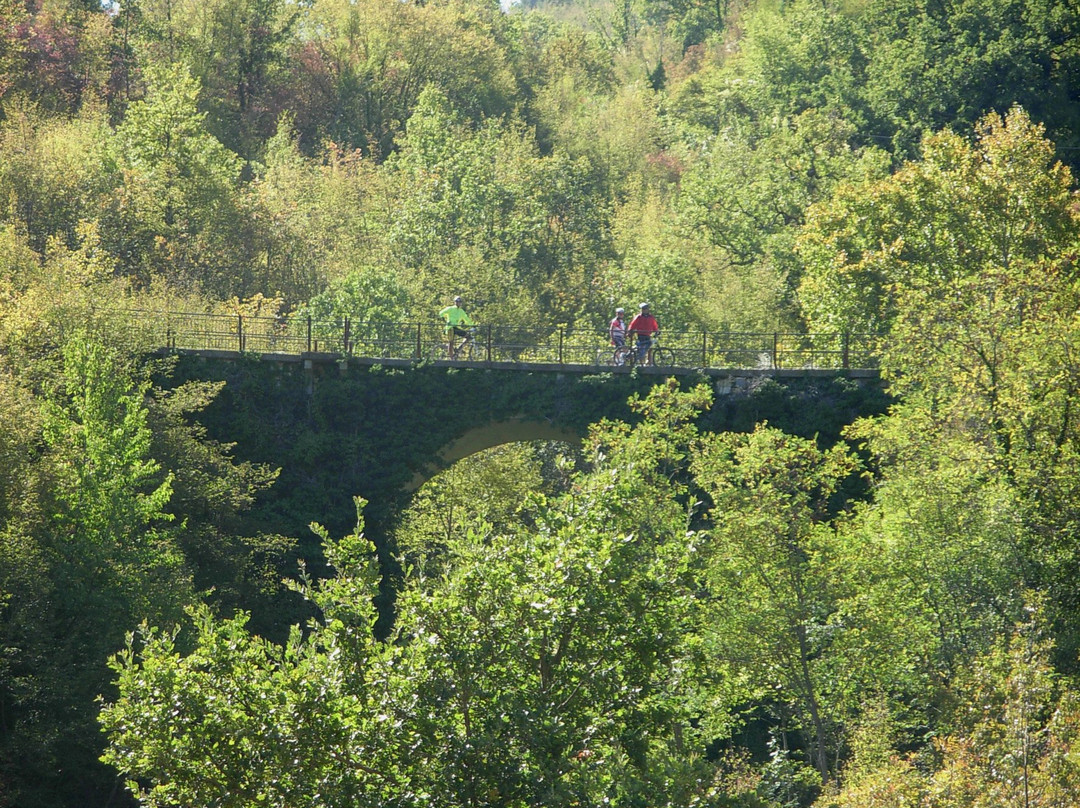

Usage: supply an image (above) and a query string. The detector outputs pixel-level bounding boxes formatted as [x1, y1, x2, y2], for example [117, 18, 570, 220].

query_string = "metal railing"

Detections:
[127, 310, 882, 371]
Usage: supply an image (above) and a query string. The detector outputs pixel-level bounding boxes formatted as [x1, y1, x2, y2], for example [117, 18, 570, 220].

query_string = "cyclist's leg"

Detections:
[637, 338, 651, 365]
[611, 336, 625, 366]
[450, 326, 468, 358]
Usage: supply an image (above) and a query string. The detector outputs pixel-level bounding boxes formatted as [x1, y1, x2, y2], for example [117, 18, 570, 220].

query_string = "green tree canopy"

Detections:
[797, 107, 1078, 334]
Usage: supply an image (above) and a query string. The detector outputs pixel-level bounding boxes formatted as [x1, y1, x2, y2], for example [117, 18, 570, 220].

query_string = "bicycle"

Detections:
[612, 334, 675, 369]
[432, 326, 479, 361]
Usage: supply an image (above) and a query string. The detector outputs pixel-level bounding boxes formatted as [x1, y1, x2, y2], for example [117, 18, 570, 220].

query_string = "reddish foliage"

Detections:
[272, 41, 346, 154]
[18, 11, 85, 111]
[646, 150, 685, 184]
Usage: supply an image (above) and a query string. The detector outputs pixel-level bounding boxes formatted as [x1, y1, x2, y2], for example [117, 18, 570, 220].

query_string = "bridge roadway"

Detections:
[161, 346, 881, 383]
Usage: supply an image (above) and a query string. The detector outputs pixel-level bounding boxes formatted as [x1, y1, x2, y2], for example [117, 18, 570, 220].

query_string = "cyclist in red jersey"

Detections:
[627, 302, 660, 365]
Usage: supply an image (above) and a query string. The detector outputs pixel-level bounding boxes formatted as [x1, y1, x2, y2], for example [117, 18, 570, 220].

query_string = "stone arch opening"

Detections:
[405, 418, 587, 493]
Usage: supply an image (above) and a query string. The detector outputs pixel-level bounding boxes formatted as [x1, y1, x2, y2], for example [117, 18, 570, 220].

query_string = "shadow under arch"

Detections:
[405, 417, 587, 493]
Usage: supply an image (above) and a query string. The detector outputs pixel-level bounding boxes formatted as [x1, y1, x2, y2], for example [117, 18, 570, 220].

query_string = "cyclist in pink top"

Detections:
[627, 302, 660, 365]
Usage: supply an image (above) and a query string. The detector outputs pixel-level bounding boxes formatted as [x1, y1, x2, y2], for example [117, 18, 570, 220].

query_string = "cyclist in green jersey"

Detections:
[439, 296, 475, 357]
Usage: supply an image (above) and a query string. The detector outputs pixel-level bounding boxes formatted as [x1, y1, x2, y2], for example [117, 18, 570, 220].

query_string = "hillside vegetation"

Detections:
[4, 0, 1080, 805]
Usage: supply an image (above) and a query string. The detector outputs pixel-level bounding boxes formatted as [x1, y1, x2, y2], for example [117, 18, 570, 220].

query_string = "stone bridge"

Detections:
[159, 349, 888, 633]
[163, 350, 885, 542]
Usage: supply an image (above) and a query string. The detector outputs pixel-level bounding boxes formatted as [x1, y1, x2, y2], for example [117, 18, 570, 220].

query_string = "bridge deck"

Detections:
[161, 347, 880, 379]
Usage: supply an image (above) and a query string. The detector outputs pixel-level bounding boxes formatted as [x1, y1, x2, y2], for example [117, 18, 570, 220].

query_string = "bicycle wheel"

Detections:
[612, 346, 634, 367]
[459, 340, 477, 361]
[651, 346, 675, 369]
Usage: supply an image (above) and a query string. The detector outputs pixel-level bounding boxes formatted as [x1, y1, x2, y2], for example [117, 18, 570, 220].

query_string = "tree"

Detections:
[857, 0, 1080, 162]
[670, 72, 890, 331]
[0, 369, 47, 806]
[642, 0, 728, 50]
[281, 0, 524, 157]
[132, 0, 301, 156]
[604, 191, 703, 332]
[393, 441, 570, 579]
[0, 0, 27, 106]
[839, 407, 1030, 695]
[538, 81, 669, 200]
[523, 15, 618, 159]
[41, 336, 186, 626]
[0, 334, 192, 807]
[378, 85, 614, 326]
[101, 384, 739, 807]
[101, 509, 407, 807]
[802, 109, 1080, 662]
[797, 107, 1078, 334]
[821, 604, 1080, 807]
[0, 103, 111, 256]
[393, 483, 704, 806]
[925, 603, 1080, 807]
[690, 424, 861, 785]
[249, 118, 393, 304]
[0, 273, 288, 805]
[732, 0, 865, 122]
[100, 61, 259, 296]
[678, 108, 888, 272]
[6, 1, 115, 115]
[145, 376, 285, 630]
[298, 265, 412, 345]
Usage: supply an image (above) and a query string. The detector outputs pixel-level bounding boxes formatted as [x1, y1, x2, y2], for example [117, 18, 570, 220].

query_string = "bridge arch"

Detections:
[405, 418, 587, 492]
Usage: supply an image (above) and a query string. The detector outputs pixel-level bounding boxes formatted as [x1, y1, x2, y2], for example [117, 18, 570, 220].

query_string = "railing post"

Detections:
[773, 332, 779, 369]
[486, 324, 492, 362]
[842, 333, 849, 369]
[344, 316, 350, 355]
[238, 314, 244, 352]
[416, 323, 423, 359]
[702, 330, 707, 368]
[307, 316, 312, 353]
[558, 326, 564, 364]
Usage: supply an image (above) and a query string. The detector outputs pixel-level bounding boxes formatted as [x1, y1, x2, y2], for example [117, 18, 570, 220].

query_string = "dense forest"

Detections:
[4, 0, 1080, 804]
